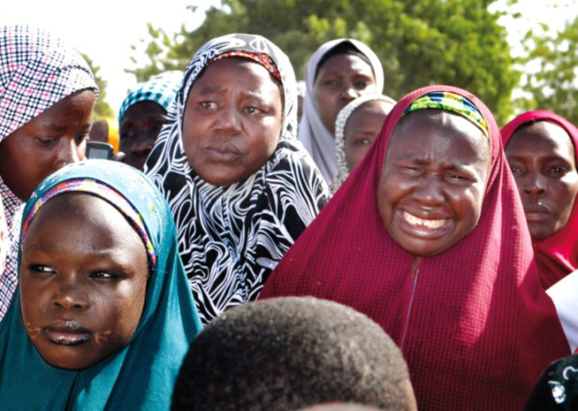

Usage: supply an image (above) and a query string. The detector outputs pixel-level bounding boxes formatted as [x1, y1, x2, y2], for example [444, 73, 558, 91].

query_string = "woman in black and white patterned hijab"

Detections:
[145, 33, 329, 324]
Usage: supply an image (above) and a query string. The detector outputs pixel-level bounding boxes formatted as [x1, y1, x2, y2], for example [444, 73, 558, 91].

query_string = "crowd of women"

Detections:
[0, 23, 578, 410]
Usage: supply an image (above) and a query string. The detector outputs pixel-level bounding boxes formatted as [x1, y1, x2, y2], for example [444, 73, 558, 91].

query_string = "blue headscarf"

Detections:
[0, 160, 202, 410]
[118, 71, 182, 125]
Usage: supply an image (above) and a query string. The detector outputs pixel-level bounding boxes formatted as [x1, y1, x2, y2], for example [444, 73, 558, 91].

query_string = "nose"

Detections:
[132, 134, 155, 157]
[51, 278, 90, 312]
[412, 177, 445, 207]
[522, 172, 547, 198]
[340, 86, 358, 103]
[214, 105, 241, 134]
[53, 139, 81, 170]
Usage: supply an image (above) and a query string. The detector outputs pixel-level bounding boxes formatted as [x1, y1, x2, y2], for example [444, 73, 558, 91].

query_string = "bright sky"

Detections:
[2, 0, 575, 113]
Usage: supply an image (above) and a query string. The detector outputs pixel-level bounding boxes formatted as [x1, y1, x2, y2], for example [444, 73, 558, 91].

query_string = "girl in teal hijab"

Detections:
[0, 160, 202, 410]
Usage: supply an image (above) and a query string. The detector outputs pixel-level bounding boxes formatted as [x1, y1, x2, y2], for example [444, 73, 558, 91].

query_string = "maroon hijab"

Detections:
[501, 110, 578, 289]
[260, 86, 570, 410]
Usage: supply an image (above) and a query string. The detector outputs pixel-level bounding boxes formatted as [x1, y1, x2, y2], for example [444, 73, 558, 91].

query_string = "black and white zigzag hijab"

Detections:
[145, 33, 329, 324]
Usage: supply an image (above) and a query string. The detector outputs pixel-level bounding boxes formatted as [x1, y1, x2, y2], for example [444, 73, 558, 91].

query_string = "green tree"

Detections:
[517, 14, 578, 124]
[80, 52, 115, 120]
[128, 0, 519, 123]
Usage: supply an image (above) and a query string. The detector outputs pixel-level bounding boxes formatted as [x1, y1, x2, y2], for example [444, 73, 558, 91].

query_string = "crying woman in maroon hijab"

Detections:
[259, 86, 570, 411]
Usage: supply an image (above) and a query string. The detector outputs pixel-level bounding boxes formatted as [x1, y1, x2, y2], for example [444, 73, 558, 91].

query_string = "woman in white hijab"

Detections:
[298, 39, 384, 183]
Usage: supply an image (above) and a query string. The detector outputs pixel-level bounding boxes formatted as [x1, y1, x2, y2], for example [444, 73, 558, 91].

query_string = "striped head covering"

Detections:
[118, 71, 182, 125]
[0, 24, 98, 320]
[331, 94, 396, 193]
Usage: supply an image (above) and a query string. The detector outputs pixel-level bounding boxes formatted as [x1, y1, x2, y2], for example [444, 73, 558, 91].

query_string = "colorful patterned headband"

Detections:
[207, 51, 282, 83]
[403, 91, 489, 138]
[21, 179, 157, 269]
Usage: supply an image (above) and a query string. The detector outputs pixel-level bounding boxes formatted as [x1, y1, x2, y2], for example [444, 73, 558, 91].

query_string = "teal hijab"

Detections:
[0, 160, 202, 410]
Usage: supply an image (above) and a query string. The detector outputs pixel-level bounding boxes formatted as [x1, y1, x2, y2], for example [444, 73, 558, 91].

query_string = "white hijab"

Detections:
[297, 39, 384, 183]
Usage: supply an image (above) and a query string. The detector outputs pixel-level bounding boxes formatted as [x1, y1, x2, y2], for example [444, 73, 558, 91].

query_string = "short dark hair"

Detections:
[171, 297, 414, 410]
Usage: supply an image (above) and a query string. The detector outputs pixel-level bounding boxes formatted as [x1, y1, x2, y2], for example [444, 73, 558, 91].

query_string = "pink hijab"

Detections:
[260, 86, 570, 410]
[501, 110, 578, 289]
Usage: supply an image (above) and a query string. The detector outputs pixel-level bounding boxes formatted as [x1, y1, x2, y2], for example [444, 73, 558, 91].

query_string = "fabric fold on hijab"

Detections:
[0, 160, 202, 410]
[501, 110, 578, 289]
[0, 24, 98, 319]
[297, 38, 384, 184]
[260, 85, 569, 410]
[145, 33, 329, 324]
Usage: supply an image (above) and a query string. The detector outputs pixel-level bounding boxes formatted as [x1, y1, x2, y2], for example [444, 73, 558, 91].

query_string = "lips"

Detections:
[397, 209, 452, 238]
[43, 322, 93, 346]
[203, 146, 243, 162]
[523, 203, 550, 222]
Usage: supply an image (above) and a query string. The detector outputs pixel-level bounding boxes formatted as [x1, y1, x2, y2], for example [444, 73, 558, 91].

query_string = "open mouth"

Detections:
[43, 326, 93, 346]
[402, 211, 448, 230]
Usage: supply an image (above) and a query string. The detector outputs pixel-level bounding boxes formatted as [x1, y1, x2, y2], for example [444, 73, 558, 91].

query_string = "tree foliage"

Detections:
[128, 0, 519, 123]
[80, 52, 115, 120]
[518, 14, 578, 125]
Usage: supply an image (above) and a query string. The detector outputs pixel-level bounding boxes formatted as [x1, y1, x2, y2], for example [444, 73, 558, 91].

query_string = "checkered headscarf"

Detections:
[0, 24, 98, 142]
[118, 71, 182, 125]
[0, 25, 97, 319]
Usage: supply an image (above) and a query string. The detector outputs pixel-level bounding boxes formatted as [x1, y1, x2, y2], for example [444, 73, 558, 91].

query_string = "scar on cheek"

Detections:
[94, 330, 113, 346]
[24, 322, 42, 340]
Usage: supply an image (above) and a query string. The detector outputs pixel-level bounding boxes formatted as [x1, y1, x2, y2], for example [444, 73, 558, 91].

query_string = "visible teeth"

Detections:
[402, 211, 446, 229]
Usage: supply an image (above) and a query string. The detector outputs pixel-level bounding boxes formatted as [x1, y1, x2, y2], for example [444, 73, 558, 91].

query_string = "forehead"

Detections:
[193, 57, 281, 93]
[387, 110, 490, 164]
[317, 53, 374, 77]
[507, 121, 575, 161]
[24, 193, 137, 245]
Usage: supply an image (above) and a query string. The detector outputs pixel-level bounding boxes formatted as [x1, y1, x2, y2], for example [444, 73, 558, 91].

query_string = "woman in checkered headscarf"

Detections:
[0, 25, 98, 319]
[117, 71, 182, 170]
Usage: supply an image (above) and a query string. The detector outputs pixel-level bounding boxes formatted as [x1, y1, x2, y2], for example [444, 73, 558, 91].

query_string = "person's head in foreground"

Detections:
[502, 110, 578, 288]
[331, 94, 396, 193]
[172, 297, 416, 411]
[0, 160, 202, 409]
[259, 86, 570, 410]
[298, 38, 384, 183]
[118, 71, 181, 170]
[0, 24, 98, 319]
[145, 34, 328, 324]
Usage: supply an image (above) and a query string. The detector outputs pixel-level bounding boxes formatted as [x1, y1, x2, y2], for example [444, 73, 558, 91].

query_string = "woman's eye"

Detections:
[75, 134, 89, 145]
[246, 106, 263, 116]
[548, 166, 567, 175]
[355, 80, 371, 89]
[90, 271, 117, 280]
[200, 101, 217, 110]
[354, 138, 371, 146]
[30, 265, 56, 274]
[36, 137, 58, 145]
[509, 165, 524, 175]
[400, 165, 421, 175]
[324, 80, 339, 87]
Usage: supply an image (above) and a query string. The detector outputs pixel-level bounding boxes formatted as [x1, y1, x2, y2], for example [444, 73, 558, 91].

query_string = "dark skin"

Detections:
[20, 193, 149, 370]
[377, 110, 491, 257]
[182, 58, 283, 186]
[314, 54, 377, 135]
[119, 101, 168, 170]
[505, 121, 578, 241]
[0, 89, 95, 201]
[344, 100, 390, 172]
